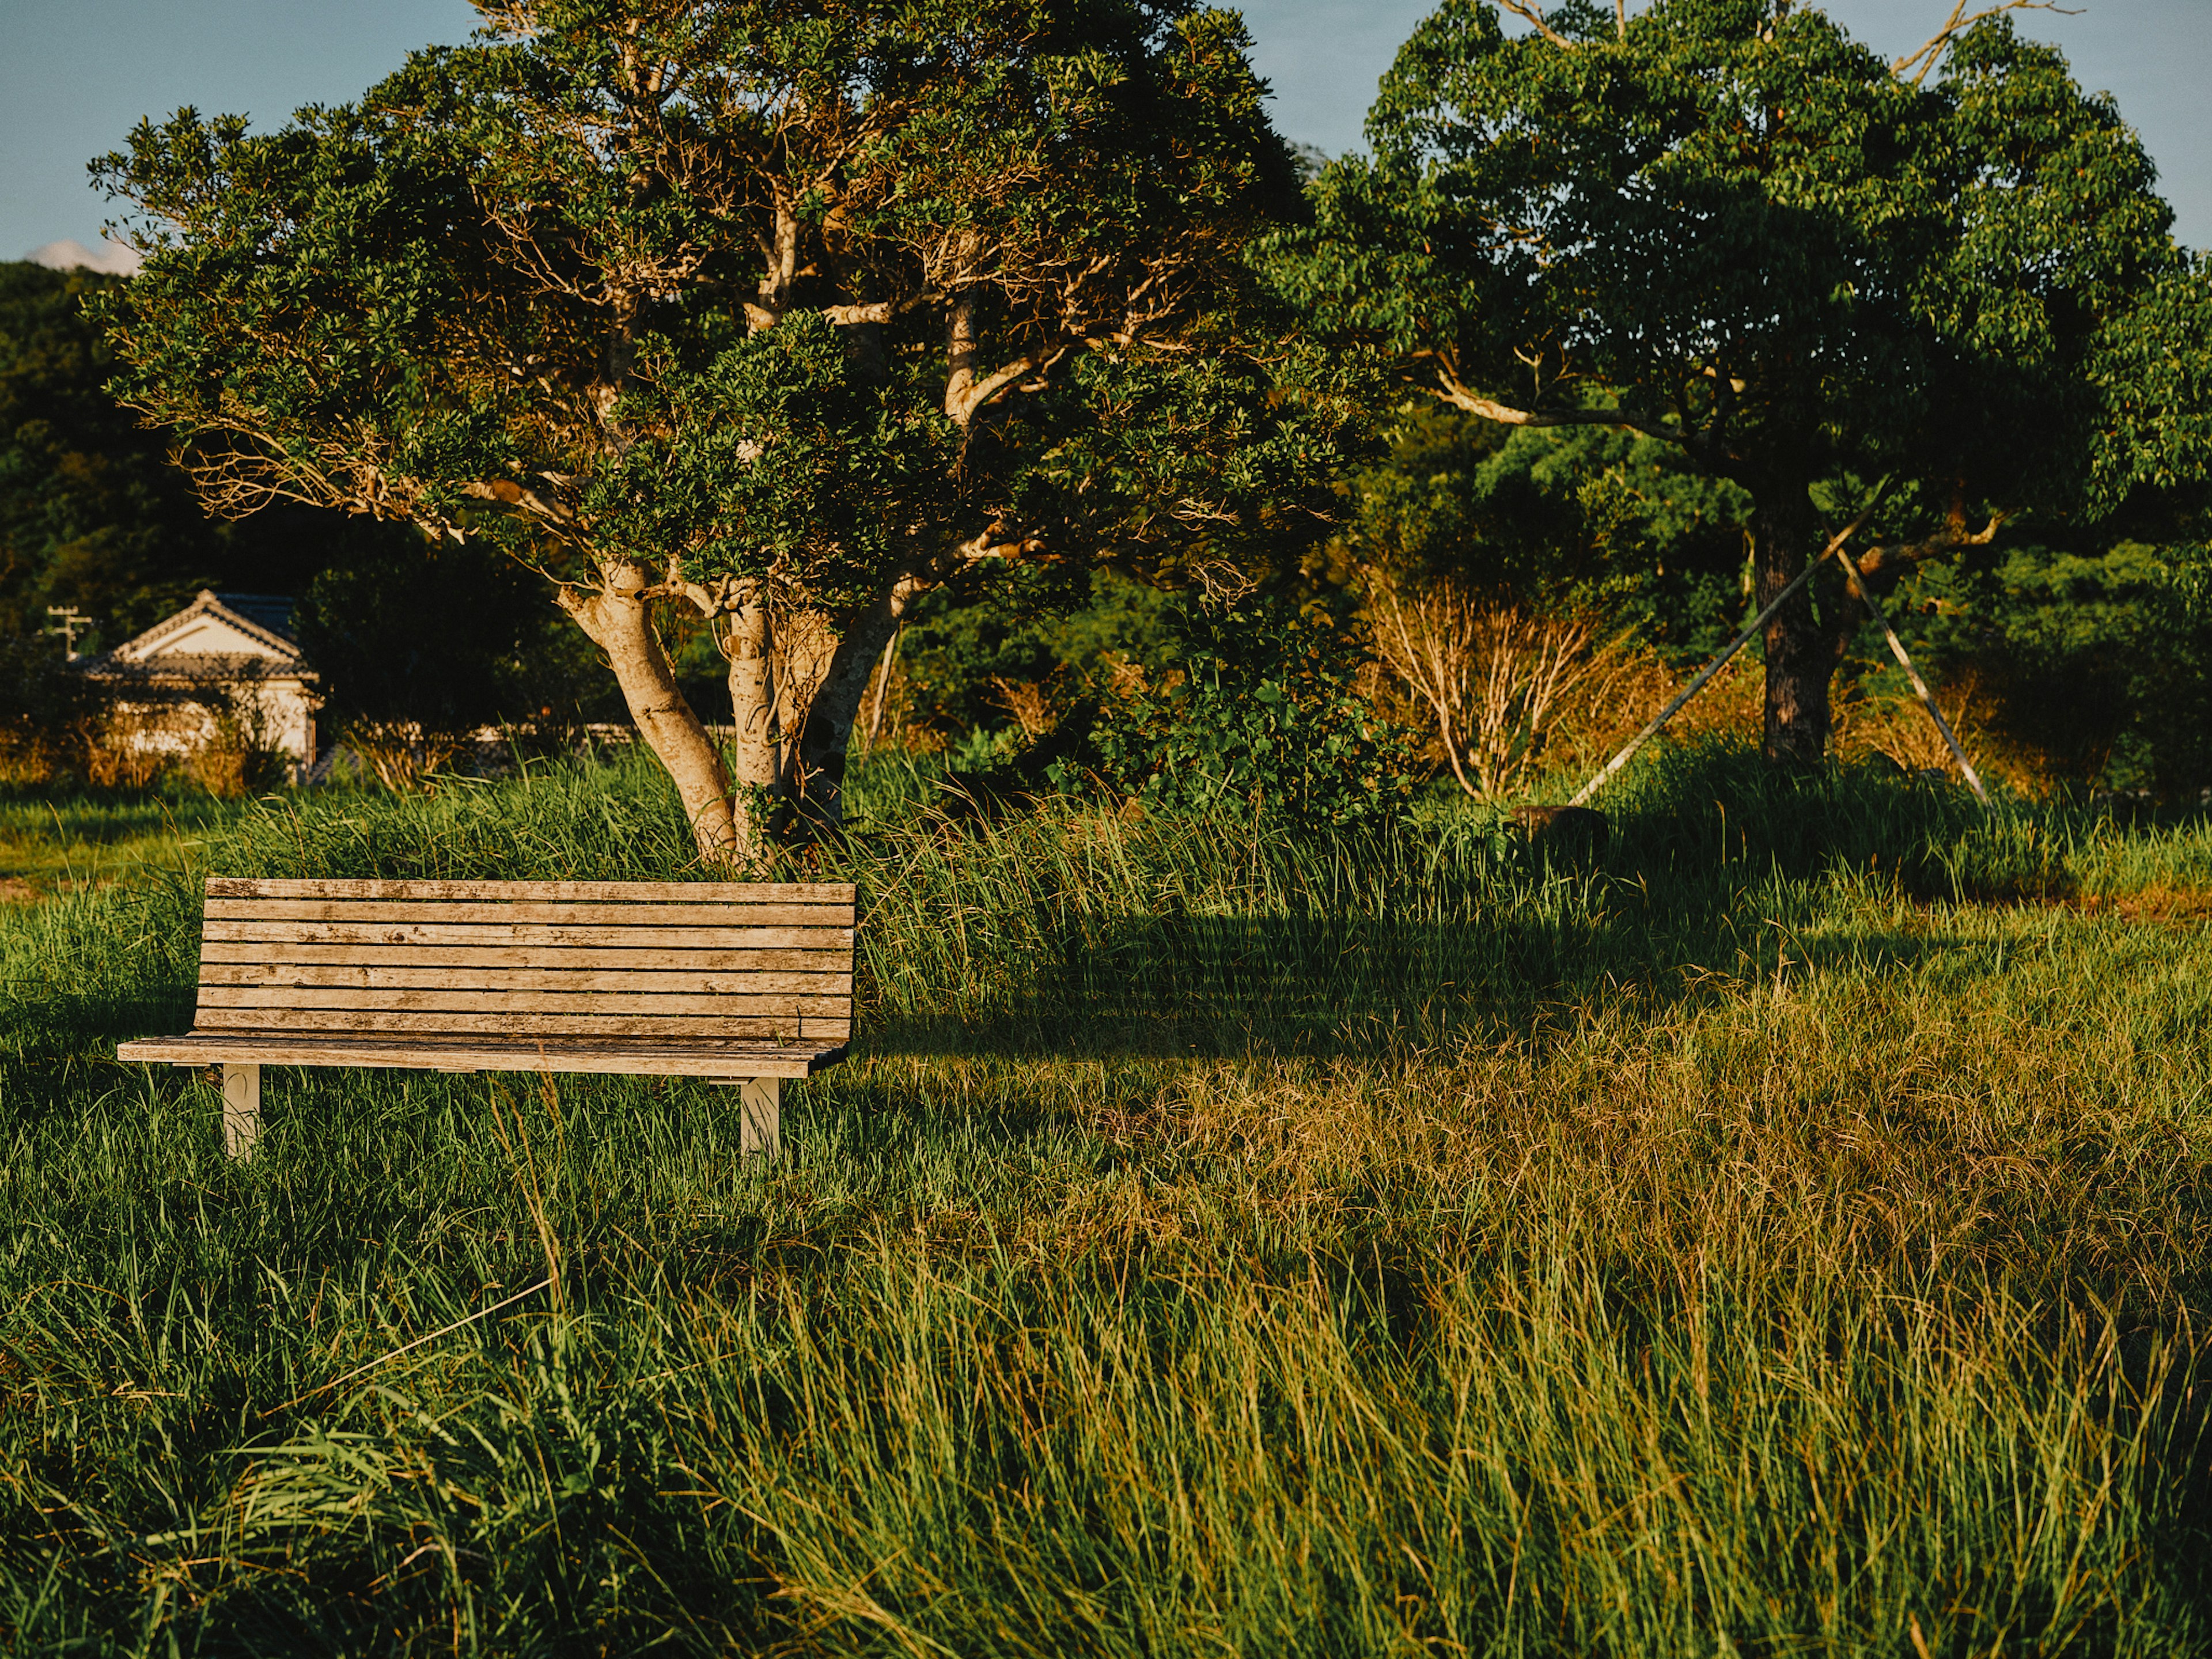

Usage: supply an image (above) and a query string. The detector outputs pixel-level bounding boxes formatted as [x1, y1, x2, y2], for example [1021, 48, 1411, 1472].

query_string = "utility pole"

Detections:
[44, 607, 94, 662]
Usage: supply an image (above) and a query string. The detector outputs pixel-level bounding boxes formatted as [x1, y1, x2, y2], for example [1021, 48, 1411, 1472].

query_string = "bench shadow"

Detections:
[857, 910, 1981, 1061]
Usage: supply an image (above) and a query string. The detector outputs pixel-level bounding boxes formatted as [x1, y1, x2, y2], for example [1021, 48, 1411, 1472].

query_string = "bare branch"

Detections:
[1892, 1, 2081, 86]
[1497, 0, 1574, 48]
[1852, 512, 2003, 577]
[1423, 358, 1684, 446]
[954, 526, 1051, 563]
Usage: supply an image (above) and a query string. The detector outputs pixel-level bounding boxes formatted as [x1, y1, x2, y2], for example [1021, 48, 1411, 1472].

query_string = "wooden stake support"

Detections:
[1828, 543, 1990, 804]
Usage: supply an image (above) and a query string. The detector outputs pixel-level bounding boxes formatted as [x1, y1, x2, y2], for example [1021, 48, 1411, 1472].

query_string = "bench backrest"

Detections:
[192, 877, 856, 1045]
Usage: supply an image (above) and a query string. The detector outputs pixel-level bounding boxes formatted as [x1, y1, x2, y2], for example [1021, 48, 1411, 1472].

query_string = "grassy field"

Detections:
[2, 745, 2209, 1656]
[0, 788, 243, 906]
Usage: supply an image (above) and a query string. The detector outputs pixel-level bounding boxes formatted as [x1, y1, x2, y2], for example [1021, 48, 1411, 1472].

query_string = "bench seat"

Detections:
[115, 1031, 845, 1077]
[119, 876, 858, 1156]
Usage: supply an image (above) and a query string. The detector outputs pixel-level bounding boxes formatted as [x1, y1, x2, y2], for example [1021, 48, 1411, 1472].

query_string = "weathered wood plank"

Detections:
[198, 963, 853, 995]
[203, 899, 854, 927]
[195, 1008, 810, 1037]
[202, 922, 853, 949]
[206, 877, 855, 904]
[130, 1032, 825, 1056]
[737, 1076, 780, 1160]
[120, 1031, 844, 1078]
[198, 943, 848, 971]
[800, 1018, 853, 1041]
[196, 987, 851, 1017]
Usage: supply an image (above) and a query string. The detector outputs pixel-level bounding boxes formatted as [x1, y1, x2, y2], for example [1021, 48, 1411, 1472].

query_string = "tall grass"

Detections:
[1, 742, 2209, 1654]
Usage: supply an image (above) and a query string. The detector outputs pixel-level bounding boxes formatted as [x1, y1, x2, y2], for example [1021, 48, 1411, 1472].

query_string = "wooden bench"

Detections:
[117, 877, 856, 1160]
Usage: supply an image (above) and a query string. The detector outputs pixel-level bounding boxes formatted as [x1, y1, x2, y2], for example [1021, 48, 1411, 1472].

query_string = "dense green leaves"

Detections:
[93, 0, 1322, 596]
[1086, 592, 1423, 830]
[0, 264, 217, 643]
[1274, 0, 2212, 763]
[93, 0, 1345, 841]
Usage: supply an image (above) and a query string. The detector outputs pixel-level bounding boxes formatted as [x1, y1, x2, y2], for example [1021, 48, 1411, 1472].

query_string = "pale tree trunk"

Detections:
[1752, 483, 1849, 766]
[725, 597, 781, 797]
[779, 577, 924, 838]
[558, 568, 749, 863]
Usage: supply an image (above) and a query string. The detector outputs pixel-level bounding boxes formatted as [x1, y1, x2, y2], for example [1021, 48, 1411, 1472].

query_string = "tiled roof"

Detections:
[99, 590, 305, 668]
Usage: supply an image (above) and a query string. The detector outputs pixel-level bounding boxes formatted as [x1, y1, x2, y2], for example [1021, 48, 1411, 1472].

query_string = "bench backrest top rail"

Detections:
[192, 877, 855, 1044]
[207, 877, 855, 904]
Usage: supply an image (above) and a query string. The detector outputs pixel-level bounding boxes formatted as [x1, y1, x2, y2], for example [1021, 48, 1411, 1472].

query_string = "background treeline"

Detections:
[5, 255, 2210, 801]
[0, 262, 615, 782]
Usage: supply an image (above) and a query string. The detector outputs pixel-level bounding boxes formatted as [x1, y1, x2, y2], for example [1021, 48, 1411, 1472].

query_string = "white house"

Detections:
[85, 591, 319, 770]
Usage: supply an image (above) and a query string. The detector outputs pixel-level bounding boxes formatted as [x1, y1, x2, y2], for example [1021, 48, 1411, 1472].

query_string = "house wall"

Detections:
[105, 680, 318, 768]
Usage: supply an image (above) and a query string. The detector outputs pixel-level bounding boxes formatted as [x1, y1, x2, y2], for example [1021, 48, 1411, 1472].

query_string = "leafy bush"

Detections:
[1082, 594, 1421, 831]
[0, 631, 99, 782]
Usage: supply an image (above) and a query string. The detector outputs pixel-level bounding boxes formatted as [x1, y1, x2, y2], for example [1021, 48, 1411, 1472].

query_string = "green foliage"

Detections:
[1085, 593, 1422, 830]
[0, 631, 101, 779]
[1287, 0, 2211, 518]
[1342, 402, 1754, 662]
[1902, 539, 2212, 793]
[895, 564, 1180, 738]
[1273, 0, 2212, 760]
[0, 262, 216, 646]
[90, 1, 1343, 752]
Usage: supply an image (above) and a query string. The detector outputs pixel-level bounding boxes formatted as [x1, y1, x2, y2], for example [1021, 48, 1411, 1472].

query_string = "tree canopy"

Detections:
[97, 0, 1343, 857]
[0, 262, 227, 646]
[1277, 0, 2212, 764]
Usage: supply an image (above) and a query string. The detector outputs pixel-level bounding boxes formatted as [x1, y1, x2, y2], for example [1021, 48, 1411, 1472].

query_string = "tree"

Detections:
[0, 262, 218, 645]
[96, 0, 1338, 859]
[1278, 0, 2212, 764]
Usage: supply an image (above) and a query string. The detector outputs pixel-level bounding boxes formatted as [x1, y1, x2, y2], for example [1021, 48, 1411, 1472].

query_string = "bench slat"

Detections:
[119, 1032, 845, 1078]
[199, 964, 851, 995]
[203, 899, 854, 927]
[199, 942, 847, 971]
[202, 922, 852, 949]
[206, 877, 855, 904]
[196, 987, 851, 1017]
[194, 1008, 851, 1039]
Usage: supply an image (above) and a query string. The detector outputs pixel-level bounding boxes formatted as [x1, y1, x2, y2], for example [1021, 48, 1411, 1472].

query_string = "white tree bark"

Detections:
[559, 564, 749, 863]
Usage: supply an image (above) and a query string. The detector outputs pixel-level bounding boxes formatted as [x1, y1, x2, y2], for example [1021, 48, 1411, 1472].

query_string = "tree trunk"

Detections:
[558, 569, 748, 863]
[726, 597, 781, 796]
[782, 577, 923, 838]
[1751, 484, 1845, 766]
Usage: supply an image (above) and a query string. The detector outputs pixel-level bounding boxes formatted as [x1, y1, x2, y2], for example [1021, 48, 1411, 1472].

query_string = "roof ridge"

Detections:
[105, 590, 302, 664]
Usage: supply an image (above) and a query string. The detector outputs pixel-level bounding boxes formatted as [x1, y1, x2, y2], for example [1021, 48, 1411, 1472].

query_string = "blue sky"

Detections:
[6, 0, 2208, 265]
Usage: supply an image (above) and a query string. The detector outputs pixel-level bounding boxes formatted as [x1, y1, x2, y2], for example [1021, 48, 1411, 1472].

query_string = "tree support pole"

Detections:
[1829, 544, 1989, 804]
[1569, 508, 1878, 806]
[862, 627, 900, 756]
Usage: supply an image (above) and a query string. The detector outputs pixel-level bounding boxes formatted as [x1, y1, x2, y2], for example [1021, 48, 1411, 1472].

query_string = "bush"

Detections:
[0, 631, 100, 782]
[1082, 593, 1422, 832]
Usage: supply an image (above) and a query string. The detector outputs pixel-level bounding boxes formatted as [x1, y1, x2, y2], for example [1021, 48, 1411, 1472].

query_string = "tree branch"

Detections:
[1497, 0, 1574, 48]
[1891, 1, 2081, 86]
[1423, 359, 1684, 446]
[1852, 511, 2004, 577]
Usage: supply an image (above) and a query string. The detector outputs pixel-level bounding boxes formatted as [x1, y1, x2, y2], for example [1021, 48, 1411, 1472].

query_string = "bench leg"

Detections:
[221, 1063, 261, 1161]
[738, 1077, 780, 1160]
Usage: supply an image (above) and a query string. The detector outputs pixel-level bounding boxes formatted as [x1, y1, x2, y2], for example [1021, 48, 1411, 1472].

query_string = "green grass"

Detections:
[0, 784, 243, 904]
[2, 744, 2210, 1654]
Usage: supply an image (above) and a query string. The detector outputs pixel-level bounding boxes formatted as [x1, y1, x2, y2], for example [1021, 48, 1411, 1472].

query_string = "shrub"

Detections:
[1082, 594, 1422, 832]
[0, 632, 100, 782]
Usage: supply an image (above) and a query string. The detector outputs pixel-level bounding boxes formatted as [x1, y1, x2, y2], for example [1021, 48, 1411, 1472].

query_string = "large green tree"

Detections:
[1279, 0, 2212, 764]
[0, 262, 220, 644]
[97, 0, 1335, 857]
